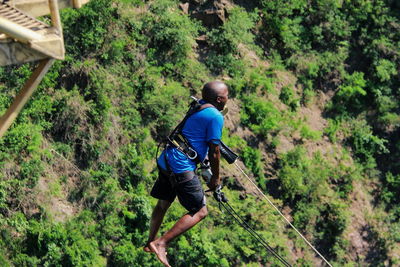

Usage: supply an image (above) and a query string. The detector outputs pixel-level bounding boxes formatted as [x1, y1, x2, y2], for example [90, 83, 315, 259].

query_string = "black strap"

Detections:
[214, 187, 292, 267]
[168, 100, 216, 164]
[160, 156, 195, 187]
[170, 102, 215, 138]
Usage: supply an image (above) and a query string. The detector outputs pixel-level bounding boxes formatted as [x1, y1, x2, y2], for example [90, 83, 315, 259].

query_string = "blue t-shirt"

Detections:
[158, 105, 224, 173]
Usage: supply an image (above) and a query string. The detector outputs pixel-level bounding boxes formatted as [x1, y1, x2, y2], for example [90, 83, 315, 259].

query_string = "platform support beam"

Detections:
[0, 58, 54, 139]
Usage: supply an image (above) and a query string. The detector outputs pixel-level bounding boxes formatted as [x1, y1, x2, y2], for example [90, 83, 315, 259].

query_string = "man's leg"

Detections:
[149, 205, 208, 267]
[144, 199, 172, 252]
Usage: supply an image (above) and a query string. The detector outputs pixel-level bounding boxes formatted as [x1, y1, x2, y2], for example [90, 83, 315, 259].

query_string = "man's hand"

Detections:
[207, 177, 219, 191]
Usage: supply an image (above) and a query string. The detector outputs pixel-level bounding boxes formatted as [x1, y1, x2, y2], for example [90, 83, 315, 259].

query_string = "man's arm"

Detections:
[207, 142, 221, 191]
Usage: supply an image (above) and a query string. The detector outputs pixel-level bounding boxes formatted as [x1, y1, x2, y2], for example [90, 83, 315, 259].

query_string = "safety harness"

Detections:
[166, 96, 210, 164]
[160, 96, 238, 177]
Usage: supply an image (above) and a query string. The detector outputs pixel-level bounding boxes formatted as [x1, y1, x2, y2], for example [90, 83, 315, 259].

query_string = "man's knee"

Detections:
[197, 206, 208, 220]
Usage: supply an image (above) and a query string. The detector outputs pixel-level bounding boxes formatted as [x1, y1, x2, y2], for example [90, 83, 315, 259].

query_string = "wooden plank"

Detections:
[7, 0, 90, 18]
[0, 59, 54, 139]
[0, 41, 48, 66]
[0, 16, 44, 43]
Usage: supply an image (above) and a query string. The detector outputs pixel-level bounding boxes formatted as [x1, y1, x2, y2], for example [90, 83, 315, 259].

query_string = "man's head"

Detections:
[202, 81, 229, 111]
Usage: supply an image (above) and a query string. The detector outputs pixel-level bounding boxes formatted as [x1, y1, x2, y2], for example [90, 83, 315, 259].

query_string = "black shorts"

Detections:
[150, 167, 206, 214]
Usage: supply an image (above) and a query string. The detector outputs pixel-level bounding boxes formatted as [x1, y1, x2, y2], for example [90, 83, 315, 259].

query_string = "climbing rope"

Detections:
[233, 162, 333, 267]
[214, 186, 292, 267]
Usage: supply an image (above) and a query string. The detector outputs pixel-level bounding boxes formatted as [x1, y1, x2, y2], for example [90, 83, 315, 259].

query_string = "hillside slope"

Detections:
[0, 0, 399, 266]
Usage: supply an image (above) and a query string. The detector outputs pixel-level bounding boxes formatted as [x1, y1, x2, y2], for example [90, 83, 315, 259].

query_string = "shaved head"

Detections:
[202, 81, 229, 111]
[202, 81, 228, 102]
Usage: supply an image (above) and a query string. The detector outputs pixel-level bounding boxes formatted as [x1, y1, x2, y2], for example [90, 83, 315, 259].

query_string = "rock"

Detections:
[179, 2, 189, 14]
[191, 8, 225, 27]
[188, 0, 231, 27]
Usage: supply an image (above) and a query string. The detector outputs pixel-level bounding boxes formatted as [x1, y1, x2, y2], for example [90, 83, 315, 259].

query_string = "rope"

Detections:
[218, 199, 292, 267]
[50, 148, 82, 173]
[234, 162, 333, 267]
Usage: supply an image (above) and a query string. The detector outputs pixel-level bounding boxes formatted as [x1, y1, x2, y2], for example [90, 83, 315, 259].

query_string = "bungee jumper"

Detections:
[143, 81, 332, 267]
[144, 81, 229, 267]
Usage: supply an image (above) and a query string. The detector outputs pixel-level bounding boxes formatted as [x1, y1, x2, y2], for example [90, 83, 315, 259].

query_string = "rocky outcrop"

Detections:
[179, 0, 231, 27]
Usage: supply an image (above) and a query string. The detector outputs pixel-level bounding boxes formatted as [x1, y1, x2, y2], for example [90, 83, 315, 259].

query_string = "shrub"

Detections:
[206, 7, 258, 75]
[242, 147, 266, 190]
[140, 81, 189, 138]
[347, 119, 388, 166]
[278, 146, 310, 201]
[241, 94, 283, 136]
[1, 123, 42, 160]
[61, 0, 116, 58]
[145, 0, 202, 65]
[375, 59, 397, 82]
[245, 69, 276, 95]
[324, 118, 342, 143]
[300, 124, 322, 141]
[64, 236, 102, 267]
[279, 85, 299, 111]
[19, 158, 43, 188]
[111, 239, 150, 267]
[382, 172, 400, 206]
[337, 72, 367, 100]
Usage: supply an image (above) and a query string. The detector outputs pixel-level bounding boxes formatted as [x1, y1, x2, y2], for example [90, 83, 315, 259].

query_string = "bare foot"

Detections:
[143, 245, 152, 253]
[149, 240, 171, 267]
[144, 242, 167, 254]
[144, 244, 168, 255]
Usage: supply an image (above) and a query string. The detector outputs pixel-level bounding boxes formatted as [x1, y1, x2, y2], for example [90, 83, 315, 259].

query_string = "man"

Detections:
[143, 81, 229, 267]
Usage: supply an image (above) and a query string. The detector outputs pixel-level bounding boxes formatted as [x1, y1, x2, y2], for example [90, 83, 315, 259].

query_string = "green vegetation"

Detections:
[0, 0, 399, 266]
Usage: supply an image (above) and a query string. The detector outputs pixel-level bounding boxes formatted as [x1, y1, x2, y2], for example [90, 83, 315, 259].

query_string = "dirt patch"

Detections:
[237, 43, 270, 68]
[99, 113, 122, 165]
[224, 98, 242, 133]
[29, 139, 83, 222]
[275, 70, 297, 92]
[276, 135, 295, 155]
[298, 103, 327, 132]
[345, 181, 375, 264]
[35, 177, 77, 222]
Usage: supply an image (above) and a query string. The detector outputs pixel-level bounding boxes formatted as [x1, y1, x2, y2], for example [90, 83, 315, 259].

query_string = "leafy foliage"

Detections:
[0, 0, 399, 266]
[241, 94, 283, 136]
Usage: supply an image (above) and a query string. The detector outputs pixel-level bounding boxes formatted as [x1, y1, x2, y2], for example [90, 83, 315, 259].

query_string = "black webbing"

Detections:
[214, 189, 292, 267]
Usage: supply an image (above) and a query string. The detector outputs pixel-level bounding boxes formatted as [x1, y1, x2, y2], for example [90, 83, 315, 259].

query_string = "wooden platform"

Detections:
[6, 0, 90, 17]
[0, 0, 91, 139]
[0, 2, 64, 66]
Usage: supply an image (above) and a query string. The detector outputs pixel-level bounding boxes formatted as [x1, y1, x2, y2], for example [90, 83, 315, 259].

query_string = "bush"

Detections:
[347, 119, 388, 166]
[145, 0, 202, 65]
[279, 85, 299, 111]
[337, 72, 367, 100]
[300, 124, 322, 141]
[382, 172, 400, 206]
[140, 80, 189, 138]
[1, 123, 42, 161]
[111, 239, 151, 267]
[206, 7, 258, 76]
[241, 94, 283, 136]
[278, 146, 310, 201]
[245, 69, 276, 95]
[242, 147, 266, 190]
[324, 118, 342, 143]
[62, 0, 116, 58]
[375, 59, 397, 82]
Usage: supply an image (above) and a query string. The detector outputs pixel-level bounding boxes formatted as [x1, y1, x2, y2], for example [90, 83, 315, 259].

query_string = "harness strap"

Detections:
[168, 101, 216, 164]
[159, 162, 196, 187]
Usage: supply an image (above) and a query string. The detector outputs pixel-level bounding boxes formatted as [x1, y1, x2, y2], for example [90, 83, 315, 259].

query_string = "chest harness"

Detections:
[160, 96, 238, 183]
